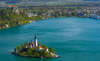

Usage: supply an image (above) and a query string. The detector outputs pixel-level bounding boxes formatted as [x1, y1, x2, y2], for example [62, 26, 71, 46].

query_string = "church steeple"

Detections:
[34, 34, 38, 46]
[34, 34, 36, 39]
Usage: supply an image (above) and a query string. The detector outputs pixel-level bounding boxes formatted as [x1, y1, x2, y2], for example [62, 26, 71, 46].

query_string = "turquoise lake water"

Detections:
[0, 17, 100, 61]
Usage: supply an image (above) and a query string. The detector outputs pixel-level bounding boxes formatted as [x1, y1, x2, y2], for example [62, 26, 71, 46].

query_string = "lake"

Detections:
[0, 17, 100, 61]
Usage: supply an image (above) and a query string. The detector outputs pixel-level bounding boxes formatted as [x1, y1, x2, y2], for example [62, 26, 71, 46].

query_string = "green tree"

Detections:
[0, 27, 2, 29]
[49, 47, 55, 53]
[27, 51, 31, 55]
[24, 42, 28, 45]
[34, 52, 39, 57]
[21, 44, 24, 48]
[14, 48, 16, 52]
[41, 50, 46, 57]
[23, 52, 26, 55]
[41, 45, 48, 48]
[45, 54, 52, 57]
[17, 45, 20, 52]
[33, 47, 37, 52]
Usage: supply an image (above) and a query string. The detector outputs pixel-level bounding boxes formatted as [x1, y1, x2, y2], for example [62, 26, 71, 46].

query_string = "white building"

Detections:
[5, 24, 9, 28]
[88, 14, 99, 19]
[34, 35, 38, 47]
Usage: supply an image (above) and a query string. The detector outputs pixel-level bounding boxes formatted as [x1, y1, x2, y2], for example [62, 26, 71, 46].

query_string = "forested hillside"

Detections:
[0, 8, 29, 29]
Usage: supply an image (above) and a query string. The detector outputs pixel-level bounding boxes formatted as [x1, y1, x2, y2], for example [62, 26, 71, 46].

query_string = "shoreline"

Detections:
[11, 52, 58, 58]
[0, 17, 99, 30]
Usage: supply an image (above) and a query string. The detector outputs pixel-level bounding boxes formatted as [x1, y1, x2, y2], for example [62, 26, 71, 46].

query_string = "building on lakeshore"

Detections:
[8, 5, 19, 15]
[88, 14, 100, 19]
[77, 13, 85, 17]
[28, 13, 37, 17]
[5, 24, 9, 28]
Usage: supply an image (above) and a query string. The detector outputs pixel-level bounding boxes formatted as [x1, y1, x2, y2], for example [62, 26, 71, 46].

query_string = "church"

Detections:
[27, 34, 48, 52]
[28, 34, 38, 48]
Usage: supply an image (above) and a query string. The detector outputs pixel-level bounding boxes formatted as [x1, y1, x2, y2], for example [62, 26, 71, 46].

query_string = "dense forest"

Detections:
[0, 8, 30, 29]
[0, 6, 44, 29]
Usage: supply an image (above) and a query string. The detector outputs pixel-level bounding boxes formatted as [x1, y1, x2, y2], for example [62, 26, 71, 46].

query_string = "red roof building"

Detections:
[8, 5, 14, 7]
[28, 40, 34, 46]
[38, 46, 42, 48]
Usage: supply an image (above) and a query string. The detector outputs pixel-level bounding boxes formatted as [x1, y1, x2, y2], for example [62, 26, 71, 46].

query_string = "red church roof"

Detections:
[9, 5, 14, 7]
[28, 41, 34, 45]
[38, 46, 42, 48]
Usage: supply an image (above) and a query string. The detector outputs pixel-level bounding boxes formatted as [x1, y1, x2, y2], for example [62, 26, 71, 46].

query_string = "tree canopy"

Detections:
[0, 8, 30, 29]
[16, 45, 20, 51]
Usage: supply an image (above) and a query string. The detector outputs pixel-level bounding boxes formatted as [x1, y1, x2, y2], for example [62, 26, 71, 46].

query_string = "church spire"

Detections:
[34, 34, 36, 39]
[34, 34, 38, 46]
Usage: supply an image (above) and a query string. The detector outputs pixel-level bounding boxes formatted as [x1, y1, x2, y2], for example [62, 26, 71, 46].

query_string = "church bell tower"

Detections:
[34, 34, 38, 46]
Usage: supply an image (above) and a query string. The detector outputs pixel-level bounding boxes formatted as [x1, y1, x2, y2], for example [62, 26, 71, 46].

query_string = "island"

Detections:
[11, 35, 60, 58]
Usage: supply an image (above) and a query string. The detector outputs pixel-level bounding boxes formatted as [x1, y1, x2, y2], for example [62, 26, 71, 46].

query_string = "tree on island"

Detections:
[27, 50, 32, 55]
[41, 45, 48, 48]
[34, 52, 40, 57]
[24, 42, 28, 45]
[21, 44, 24, 47]
[14, 48, 16, 52]
[16, 45, 20, 52]
[41, 50, 46, 57]
[49, 47, 55, 53]
[12, 40, 59, 58]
